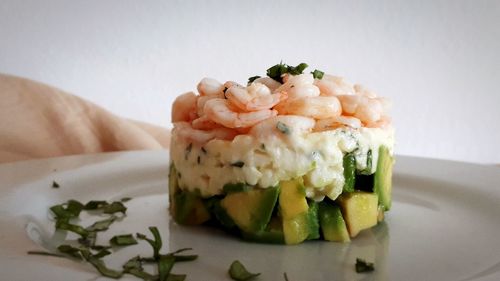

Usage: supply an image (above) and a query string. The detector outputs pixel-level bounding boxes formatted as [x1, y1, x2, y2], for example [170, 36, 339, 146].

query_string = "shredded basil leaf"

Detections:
[355, 258, 375, 273]
[230, 161, 245, 168]
[110, 234, 138, 246]
[158, 255, 176, 281]
[56, 220, 90, 237]
[81, 249, 123, 279]
[228, 260, 260, 281]
[247, 75, 261, 85]
[52, 181, 60, 188]
[137, 227, 163, 260]
[276, 121, 291, 135]
[266, 62, 309, 83]
[92, 248, 112, 259]
[83, 200, 109, 210]
[27, 250, 65, 258]
[103, 201, 127, 214]
[311, 69, 324, 79]
[57, 244, 84, 259]
[86, 215, 117, 232]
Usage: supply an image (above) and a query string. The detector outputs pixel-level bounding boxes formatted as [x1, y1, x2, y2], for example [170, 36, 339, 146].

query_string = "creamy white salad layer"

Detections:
[170, 126, 394, 201]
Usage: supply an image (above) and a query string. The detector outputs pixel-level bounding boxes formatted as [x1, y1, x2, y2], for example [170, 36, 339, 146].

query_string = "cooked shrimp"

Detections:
[172, 92, 198, 122]
[204, 98, 277, 128]
[225, 82, 287, 111]
[173, 121, 238, 144]
[249, 115, 315, 137]
[314, 116, 362, 131]
[354, 84, 376, 98]
[337, 95, 383, 123]
[253, 77, 282, 91]
[197, 78, 225, 96]
[314, 75, 355, 96]
[275, 73, 320, 99]
[196, 94, 223, 117]
[365, 116, 392, 129]
[275, 96, 341, 119]
[191, 115, 219, 130]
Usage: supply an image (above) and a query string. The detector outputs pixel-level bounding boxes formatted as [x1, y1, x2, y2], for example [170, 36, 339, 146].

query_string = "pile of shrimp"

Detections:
[172, 73, 391, 144]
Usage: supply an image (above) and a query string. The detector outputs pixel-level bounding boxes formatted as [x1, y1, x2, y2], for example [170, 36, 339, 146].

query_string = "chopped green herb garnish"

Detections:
[228, 260, 260, 281]
[92, 248, 112, 258]
[158, 255, 176, 281]
[311, 69, 324, 79]
[230, 161, 245, 168]
[266, 62, 289, 83]
[121, 197, 132, 202]
[81, 249, 124, 279]
[83, 200, 108, 210]
[266, 62, 309, 83]
[52, 181, 60, 188]
[110, 234, 138, 246]
[56, 220, 90, 237]
[355, 258, 375, 273]
[284, 272, 289, 281]
[137, 227, 163, 260]
[27, 250, 65, 258]
[57, 244, 84, 259]
[201, 147, 207, 154]
[86, 215, 117, 232]
[50, 200, 84, 219]
[103, 201, 127, 214]
[197, 156, 201, 164]
[289, 63, 308, 75]
[276, 121, 291, 135]
[247, 75, 261, 84]
[260, 143, 266, 150]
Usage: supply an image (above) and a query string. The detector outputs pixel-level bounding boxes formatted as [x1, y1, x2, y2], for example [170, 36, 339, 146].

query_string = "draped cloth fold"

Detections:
[0, 73, 170, 164]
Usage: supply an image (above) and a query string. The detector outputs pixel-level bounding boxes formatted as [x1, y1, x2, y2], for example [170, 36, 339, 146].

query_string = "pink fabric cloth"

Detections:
[0, 73, 170, 164]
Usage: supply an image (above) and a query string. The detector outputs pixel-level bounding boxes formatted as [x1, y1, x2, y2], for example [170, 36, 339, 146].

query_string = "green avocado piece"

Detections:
[220, 185, 280, 233]
[174, 191, 211, 225]
[374, 146, 393, 211]
[318, 201, 350, 242]
[168, 164, 179, 214]
[241, 217, 284, 244]
[207, 197, 237, 230]
[343, 153, 356, 192]
[279, 178, 318, 244]
[306, 200, 320, 240]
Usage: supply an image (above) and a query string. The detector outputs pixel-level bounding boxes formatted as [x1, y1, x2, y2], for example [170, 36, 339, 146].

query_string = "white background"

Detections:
[1, 0, 499, 164]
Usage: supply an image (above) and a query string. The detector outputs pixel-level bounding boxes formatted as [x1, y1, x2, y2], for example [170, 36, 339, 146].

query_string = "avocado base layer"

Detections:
[169, 145, 393, 244]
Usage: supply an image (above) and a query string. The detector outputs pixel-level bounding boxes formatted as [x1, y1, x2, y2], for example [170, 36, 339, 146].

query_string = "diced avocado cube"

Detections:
[220, 185, 279, 233]
[279, 178, 308, 219]
[338, 191, 378, 238]
[241, 217, 284, 244]
[282, 212, 309, 244]
[174, 191, 211, 225]
[306, 200, 320, 240]
[318, 201, 350, 242]
[343, 153, 356, 192]
[204, 197, 237, 230]
[374, 146, 393, 211]
[279, 178, 318, 244]
[168, 164, 179, 214]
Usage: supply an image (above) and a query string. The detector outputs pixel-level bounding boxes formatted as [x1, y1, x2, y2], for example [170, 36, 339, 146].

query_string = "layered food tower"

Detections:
[169, 63, 394, 244]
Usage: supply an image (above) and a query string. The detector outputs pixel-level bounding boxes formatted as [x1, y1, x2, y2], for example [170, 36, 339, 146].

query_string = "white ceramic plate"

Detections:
[0, 151, 499, 281]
